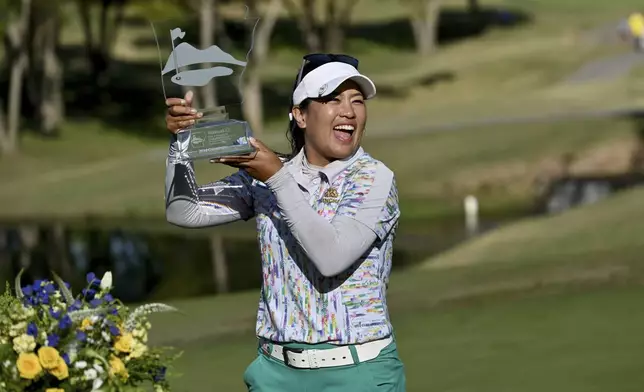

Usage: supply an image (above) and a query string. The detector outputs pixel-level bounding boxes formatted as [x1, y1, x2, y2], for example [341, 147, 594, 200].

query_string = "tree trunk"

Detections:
[199, 0, 218, 109]
[49, 223, 72, 282]
[323, 0, 356, 52]
[283, 0, 321, 52]
[302, 0, 321, 52]
[409, 0, 441, 56]
[0, 0, 33, 156]
[39, 11, 64, 136]
[242, 0, 281, 137]
[209, 233, 228, 293]
[468, 0, 480, 14]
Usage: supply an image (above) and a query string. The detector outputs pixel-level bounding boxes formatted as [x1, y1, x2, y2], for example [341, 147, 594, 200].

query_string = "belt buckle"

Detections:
[282, 347, 303, 368]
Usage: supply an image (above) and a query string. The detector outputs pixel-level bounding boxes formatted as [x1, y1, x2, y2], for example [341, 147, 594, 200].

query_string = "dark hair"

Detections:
[285, 98, 311, 159]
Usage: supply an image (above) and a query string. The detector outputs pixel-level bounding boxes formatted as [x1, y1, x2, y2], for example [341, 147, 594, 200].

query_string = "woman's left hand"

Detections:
[210, 137, 284, 183]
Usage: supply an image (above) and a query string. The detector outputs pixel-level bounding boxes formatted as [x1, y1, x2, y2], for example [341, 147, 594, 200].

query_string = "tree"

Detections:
[75, 0, 128, 86]
[0, 0, 33, 155]
[27, 0, 65, 136]
[403, 0, 442, 55]
[282, 0, 358, 53]
[241, 0, 282, 137]
[468, 0, 480, 14]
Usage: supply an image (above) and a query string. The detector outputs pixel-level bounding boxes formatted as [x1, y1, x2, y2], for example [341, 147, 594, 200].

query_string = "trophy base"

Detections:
[177, 119, 256, 161]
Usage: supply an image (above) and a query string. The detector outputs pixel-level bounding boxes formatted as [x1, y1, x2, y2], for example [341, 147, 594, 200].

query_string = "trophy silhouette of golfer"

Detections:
[152, 12, 259, 161]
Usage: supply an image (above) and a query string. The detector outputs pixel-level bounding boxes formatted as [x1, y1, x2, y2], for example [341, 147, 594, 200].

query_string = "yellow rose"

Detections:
[109, 355, 128, 379]
[38, 346, 61, 369]
[80, 318, 93, 331]
[114, 333, 133, 353]
[49, 357, 69, 380]
[16, 352, 42, 379]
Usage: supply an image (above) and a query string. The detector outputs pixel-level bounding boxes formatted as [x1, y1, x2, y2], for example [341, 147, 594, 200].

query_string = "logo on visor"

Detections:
[318, 83, 328, 97]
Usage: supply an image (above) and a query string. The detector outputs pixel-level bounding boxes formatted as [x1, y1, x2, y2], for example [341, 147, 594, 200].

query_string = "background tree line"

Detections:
[0, 0, 482, 156]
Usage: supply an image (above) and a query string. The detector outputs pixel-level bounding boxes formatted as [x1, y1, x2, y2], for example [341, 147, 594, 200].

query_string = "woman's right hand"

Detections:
[165, 90, 203, 134]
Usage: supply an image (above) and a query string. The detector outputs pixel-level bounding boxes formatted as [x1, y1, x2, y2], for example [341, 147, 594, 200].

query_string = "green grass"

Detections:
[144, 185, 644, 391]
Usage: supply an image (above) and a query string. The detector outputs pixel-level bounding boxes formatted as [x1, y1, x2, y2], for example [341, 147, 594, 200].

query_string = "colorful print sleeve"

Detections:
[337, 162, 399, 241]
[164, 136, 255, 228]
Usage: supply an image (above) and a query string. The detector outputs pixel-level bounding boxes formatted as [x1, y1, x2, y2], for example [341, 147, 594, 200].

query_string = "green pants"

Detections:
[243, 337, 406, 392]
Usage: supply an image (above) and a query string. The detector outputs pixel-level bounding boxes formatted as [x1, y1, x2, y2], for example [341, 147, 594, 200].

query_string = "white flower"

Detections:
[102, 331, 111, 342]
[84, 368, 98, 380]
[75, 361, 88, 369]
[92, 378, 104, 390]
[9, 322, 26, 337]
[100, 272, 113, 290]
[90, 315, 100, 323]
[93, 363, 104, 373]
[3, 360, 11, 368]
[12, 334, 36, 353]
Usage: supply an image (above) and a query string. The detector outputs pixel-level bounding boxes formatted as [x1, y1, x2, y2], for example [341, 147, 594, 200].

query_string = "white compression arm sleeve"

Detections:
[265, 165, 395, 277]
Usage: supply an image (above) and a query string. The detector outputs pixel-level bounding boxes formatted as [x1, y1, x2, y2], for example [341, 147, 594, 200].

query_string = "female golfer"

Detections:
[164, 53, 405, 391]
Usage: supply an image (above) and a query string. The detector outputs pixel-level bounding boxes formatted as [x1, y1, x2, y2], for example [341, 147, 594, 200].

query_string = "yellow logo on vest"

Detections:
[321, 187, 340, 203]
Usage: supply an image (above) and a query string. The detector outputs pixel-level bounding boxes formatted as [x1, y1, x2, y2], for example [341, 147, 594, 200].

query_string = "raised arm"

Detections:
[163, 92, 255, 228]
[266, 162, 400, 277]
[165, 135, 255, 228]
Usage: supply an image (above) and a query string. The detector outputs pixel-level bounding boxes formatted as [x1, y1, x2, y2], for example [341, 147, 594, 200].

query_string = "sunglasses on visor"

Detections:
[293, 53, 360, 92]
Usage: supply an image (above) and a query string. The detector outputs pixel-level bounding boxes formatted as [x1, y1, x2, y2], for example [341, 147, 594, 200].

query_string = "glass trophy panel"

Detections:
[150, 7, 259, 160]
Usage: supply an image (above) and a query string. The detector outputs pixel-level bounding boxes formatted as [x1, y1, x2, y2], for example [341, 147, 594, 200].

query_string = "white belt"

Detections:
[262, 336, 393, 369]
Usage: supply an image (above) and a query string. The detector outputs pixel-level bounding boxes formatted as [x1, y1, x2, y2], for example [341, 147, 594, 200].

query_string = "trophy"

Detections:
[151, 9, 259, 161]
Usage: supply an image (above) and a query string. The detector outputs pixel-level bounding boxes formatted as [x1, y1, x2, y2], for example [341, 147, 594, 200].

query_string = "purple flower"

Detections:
[26, 323, 38, 337]
[103, 294, 114, 302]
[47, 334, 60, 347]
[44, 283, 56, 294]
[21, 286, 33, 296]
[89, 299, 102, 308]
[76, 331, 87, 342]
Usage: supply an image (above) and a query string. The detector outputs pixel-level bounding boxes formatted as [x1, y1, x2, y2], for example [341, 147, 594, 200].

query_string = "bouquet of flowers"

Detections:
[0, 270, 181, 392]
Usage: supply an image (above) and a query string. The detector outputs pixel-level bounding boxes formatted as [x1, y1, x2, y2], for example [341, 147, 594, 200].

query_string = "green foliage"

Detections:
[0, 270, 180, 392]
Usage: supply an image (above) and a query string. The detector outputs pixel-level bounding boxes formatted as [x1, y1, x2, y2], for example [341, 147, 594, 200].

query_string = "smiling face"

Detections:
[292, 80, 367, 166]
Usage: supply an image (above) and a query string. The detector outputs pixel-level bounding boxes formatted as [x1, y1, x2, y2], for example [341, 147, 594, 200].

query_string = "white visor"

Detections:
[292, 62, 377, 106]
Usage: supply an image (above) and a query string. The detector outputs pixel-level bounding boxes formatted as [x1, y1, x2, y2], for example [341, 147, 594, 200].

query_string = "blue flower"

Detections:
[76, 331, 87, 342]
[103, 294, 114, 302]
[62, 353, 70, 365]
[69, 300, 82, 311]
[86, 272, 100, 286]
[108, 307, 118, 315]
[47, 334, 60, 347]
[22, 286, 33, 296]
[89, 299, 102, 308]
[58, 315, 72, 330]
[82, 288, 96, 300]
[26, 323, 38, 337]
[109, 325, 121, 336]
[153, 367, 167, 382]
[44, 283, 56, 294]
[49, 308, 61, 319]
